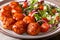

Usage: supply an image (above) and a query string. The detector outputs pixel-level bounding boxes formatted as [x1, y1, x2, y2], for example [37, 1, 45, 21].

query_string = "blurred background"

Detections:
[0, 0, 60, 40]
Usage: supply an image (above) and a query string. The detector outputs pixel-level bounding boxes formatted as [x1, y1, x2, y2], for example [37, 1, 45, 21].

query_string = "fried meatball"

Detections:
[3, 18, 15, 25]
[0, 16, 6, 21]
[9, 1, 19, 8]
[0, 6, 12, 18]
[12, 6, 22, 13]
[13, 13, 24, 20]
[0, 11, 12, 18]
[2, 6, 12, 12]
[3, 24, 13, 30]
[2, 18, 15, 30]
[27, 23, 40, 35]
[23, 16, 35, 24]
[12, 20, 27, 34]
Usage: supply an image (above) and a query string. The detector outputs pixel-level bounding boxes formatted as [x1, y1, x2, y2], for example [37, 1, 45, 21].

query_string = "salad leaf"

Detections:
[27, 0, 38, 11]
[45, 4, 54, 16]
[30, 0, 38, 5]
[38, 10, 48, 18]
[34, 14, 41, 21]
[49, 19, 55, 24]
[52, 26, 57, 29]
[56, 8, 60, 12]
[50, 26, 57, 31]
[44, 4, 48, 11]
[38, 10, 45, 16]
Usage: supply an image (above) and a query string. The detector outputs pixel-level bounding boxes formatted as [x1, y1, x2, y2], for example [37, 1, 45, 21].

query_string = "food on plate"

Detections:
[12, 6, 22, 13]
[3, 6, 12, 12]
[9, 1, 19, 8]
[12, 20, 27, 34]
[22, 0, 28, 8]
[27, 23, 40, 35]
[0, 0, 60, 35]
[13, 12, 24, 20]
[23, 16, 35, 24]
[41, 22, 50, 32]
[2, 18, 15, 30]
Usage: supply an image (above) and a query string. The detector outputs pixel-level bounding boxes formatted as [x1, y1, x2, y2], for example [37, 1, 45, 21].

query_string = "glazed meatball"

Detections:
[23, 16, 35, 24]
[27, 23, 40, 35]
[0, 16, 6, 21]
[13, 13, 24, 20]
[0, 11, 12, 18]
[2, 6, 12, 11]
[3, 24, 13, 30]
[12, 6, 22, 13]
[12, 20, 27, 34]
[2, 18, 15, 30]
[3, 18, 15, 25]
[9, 1, 19, 8]
[0, 11, 12, 21]
[0, 6, 12, 18]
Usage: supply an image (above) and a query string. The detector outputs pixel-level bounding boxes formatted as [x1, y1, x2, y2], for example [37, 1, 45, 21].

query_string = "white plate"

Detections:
[0, 1, 60, 39]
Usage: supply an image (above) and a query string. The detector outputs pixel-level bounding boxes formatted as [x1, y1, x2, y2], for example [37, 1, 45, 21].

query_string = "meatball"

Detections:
[0, 6, 12, 18]
[3, 18, 15, 25]
[2, 6, 12, 11]
[9, 1, 19, 8]
[2, 18, 15, 30]
[27, 23, 40, 35]
[0, 11, 12, 18]
[12, 20, 27, 34]
[23, 16, 35, 24]
[13, 13, 24, 20]
[12, 6, 22, 13]
[3, 24, 13, 30]
[0, 16, 6, 21]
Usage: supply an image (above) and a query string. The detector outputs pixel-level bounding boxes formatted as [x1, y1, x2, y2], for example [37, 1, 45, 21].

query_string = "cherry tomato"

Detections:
[9, 1, 19, 8]
[42, 18, 49, 22]
[41, 22, 50, 32]
[23, 16, 35, 24]
[22, 2, 28, 8]
[13, 12, 24, 20]
[52, 9, 57, 14]
[39, 5, 44, 10]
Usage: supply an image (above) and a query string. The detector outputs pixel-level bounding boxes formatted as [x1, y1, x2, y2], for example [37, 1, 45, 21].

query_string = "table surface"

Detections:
[0, 0, 60, 40]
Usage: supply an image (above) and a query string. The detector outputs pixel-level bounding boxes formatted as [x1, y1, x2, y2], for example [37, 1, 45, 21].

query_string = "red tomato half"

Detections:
[22, 2, 28, 8]
[39, 5, 44, 10]
[42, 18, 49, 22]
[41, 22, 50, 32]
